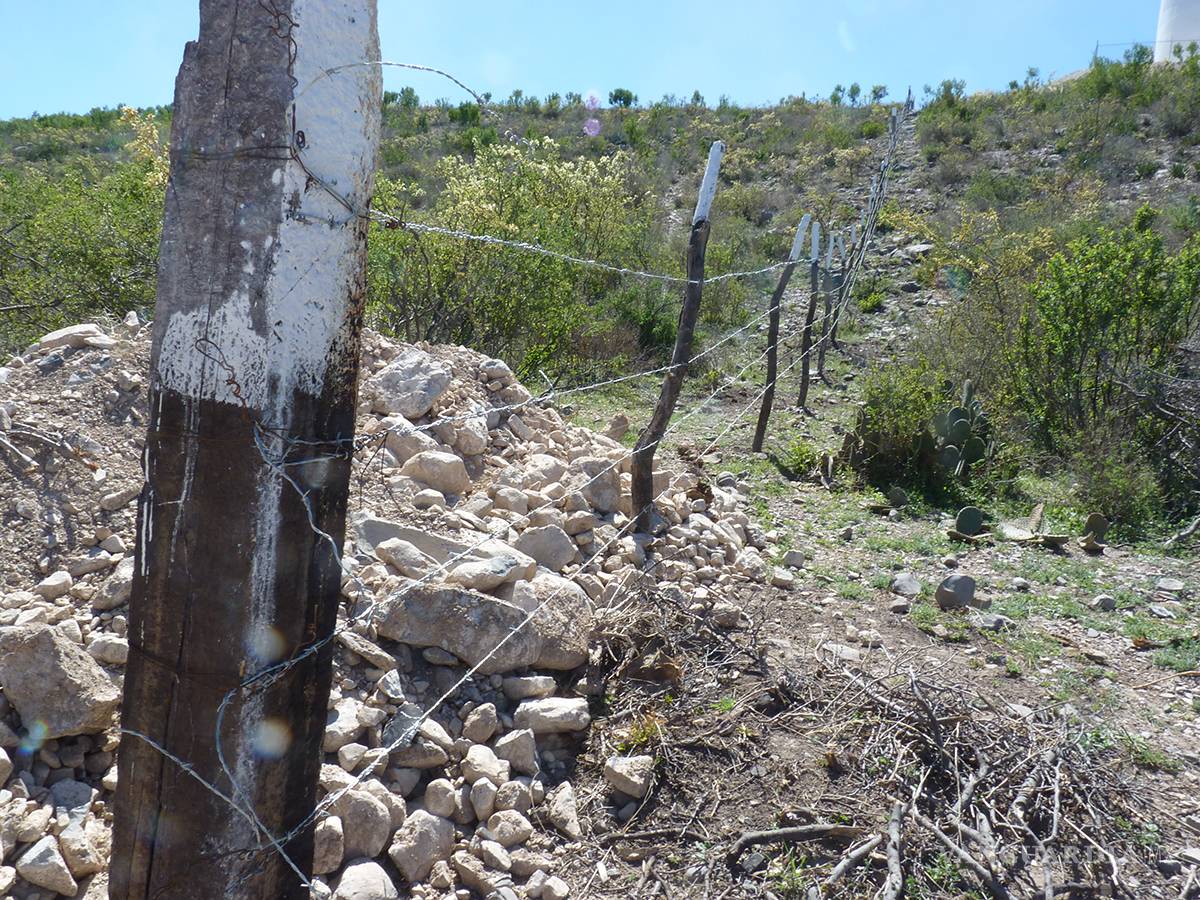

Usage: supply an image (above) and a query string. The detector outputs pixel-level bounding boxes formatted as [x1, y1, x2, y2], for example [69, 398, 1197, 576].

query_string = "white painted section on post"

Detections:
[810, 221, 822, 264]
[788, 214, 812, 262]
[692, 141, 726, 225]
[835, 232, 847, 265]
[156, 0, 381, 414]
[825, 231, 834, 271]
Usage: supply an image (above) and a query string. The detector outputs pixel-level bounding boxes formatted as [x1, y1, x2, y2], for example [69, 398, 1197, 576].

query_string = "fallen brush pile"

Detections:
[570, 591, 1164, 900]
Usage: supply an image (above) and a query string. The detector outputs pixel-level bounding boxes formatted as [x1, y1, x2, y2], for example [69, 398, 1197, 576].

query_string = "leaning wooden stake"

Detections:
[752, 214, 810, 452]
[631, 141, 724, 532]
[111, 3, 381, 897]
[796, 222, 822, 414]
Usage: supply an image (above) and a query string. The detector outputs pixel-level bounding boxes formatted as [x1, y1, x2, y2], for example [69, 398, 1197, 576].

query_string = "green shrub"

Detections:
[845, 362, 944, 487]
[366, 139, 656, 376]
[782, 437, 820, 475]
[858, 120, 886, 139]
[858, 290, 885, 313]
[1011, 210, 1200, 452]
[1068, 434, 1164, 540]
[0, 159, 164, 353]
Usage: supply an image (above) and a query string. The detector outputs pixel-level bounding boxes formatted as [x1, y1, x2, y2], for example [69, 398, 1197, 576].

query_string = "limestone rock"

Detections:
[513, 525, 576, 573]
[890, 572, 921, 598]
[94, 557, 134, 611]
[462, 744, 511, 785]
[328, 788, 392, 860]
[15, 836, 78, 896]
[87, 633, 129, 666]
[388, 810, 454, 883]
[333, 859, 398, 900]
[58, 823, 103, 878]
[376, 584, 586, 674]
[400, 450, 471, 496]
[513, 697, 591, 734]
[502, 676, 556, 701]
[380, 415, 440, 463]
[545, 781, 582, 840]
[448, 557, 526, 592]
[365, 346, 452, 419]
[570, 457, 620, 514]
[34, 571, 73, 600]
[423, 778, 457, 818]
[604, 413, 630, 442]
[451, 849, 509, 896]
[603, 755, 654, 798]
[486, 809, 534, 848]
[312, 816, 345, 875]
[462, 703, 499, 743]
[323, 697, 365, 752]
[375, 537, 436, 578]
[494, 729, 538, 775]
[36, 323, 111, 352]
[0, 624, 120, 738]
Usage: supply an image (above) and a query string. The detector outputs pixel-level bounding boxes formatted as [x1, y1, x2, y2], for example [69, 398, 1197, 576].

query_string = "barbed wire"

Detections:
[124, 293, 836, 885]
[119, 55, 915, 890]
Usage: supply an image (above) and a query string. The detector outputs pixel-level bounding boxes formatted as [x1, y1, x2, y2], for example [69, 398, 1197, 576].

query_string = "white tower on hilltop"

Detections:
[1156, 0, 1200, 62]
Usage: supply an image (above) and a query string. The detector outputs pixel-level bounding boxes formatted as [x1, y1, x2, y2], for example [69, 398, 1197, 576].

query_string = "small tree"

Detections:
[849, 82, 862, 106]
[871, 84, 889, 104]
[609, 87, 637, 108]
[830, 84, 846, 106]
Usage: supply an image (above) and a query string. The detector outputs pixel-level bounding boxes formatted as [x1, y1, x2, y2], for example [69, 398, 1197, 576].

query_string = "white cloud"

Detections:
[838, 20, 857, 53]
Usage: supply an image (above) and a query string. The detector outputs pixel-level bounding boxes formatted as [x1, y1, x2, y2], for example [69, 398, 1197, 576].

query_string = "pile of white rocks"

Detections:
[0, 322, 798, 898]
[343, 332, 794, 674]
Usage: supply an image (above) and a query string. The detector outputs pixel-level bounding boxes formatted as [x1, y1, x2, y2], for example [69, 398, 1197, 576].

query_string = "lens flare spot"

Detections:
[583, 118, 601, 137]
[248, 626, 286, 665]
[252, 719, 292, 759]
[19, 720, 48, 754]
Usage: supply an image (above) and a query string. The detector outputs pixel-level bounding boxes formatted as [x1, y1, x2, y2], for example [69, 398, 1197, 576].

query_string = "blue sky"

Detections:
[0, 1, 1161, 119]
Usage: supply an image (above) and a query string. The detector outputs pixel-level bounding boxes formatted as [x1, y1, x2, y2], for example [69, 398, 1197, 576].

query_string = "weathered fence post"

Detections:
[829, 228, 853, 350]
[631, 140, 724, 532]
[110, 2, 381, 897]
[796, 221, 822, 414]
[752, 214, 810, 452]
[817, 231, 846, 379]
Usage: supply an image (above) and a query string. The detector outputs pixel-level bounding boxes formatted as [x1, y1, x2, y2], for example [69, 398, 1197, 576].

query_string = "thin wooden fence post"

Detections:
[631, 141, 724, 532]
[817, 232, 837, 383]
[110, 2, 381, 897]
[796, 221, 822, 414]
[752, 214, 810, 452]
[830, 228, 852, 349]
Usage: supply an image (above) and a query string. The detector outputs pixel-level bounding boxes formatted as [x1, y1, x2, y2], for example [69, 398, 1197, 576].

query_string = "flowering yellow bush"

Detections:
[120, 107, 169, 188]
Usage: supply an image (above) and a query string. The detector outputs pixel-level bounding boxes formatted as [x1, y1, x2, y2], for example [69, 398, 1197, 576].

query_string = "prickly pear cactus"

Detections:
[929, 379, 993, 481]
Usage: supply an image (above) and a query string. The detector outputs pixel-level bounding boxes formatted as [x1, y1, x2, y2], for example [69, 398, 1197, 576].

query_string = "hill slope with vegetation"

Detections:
[1, 49, 1199, 539]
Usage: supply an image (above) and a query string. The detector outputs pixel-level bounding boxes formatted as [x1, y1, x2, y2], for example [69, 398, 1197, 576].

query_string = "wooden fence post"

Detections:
[110, 2, 381, 897]
[796, 221, 822, 414]
[818, 231, 847, 379]
[752, 214, 810, 452]
[631, 141, 724, 532]
[829, 228, 852, 350]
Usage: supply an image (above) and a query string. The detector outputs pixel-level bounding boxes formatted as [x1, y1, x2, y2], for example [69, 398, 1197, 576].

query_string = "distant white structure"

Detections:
[1156, 0, 1200, 62]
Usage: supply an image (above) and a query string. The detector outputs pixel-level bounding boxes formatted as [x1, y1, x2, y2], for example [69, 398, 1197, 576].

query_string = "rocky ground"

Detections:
[0, 307, 795, 900]
[1, 122, 1199, 900]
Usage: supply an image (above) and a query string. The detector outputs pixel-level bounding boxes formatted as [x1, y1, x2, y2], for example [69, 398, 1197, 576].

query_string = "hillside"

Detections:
[1, 45, 1200, 899]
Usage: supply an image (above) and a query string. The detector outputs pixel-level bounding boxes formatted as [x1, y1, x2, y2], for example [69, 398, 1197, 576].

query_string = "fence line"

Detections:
[122, 287, 842, 887]
[120, 53, 918, 890]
